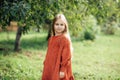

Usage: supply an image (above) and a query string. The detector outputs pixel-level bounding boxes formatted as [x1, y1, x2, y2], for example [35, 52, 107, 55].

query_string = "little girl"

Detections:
[42, 14, 74, 80]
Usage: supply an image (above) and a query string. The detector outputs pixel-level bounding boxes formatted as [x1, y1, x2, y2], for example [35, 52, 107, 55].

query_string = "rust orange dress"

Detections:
[42, 35, 74, 80]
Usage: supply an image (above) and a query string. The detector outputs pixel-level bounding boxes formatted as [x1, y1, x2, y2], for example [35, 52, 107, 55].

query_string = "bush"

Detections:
[81, 15, 99, 41]
[65, 11, 82, 37]
[102, 21, 118, 35]
[84, 30, 95, 41]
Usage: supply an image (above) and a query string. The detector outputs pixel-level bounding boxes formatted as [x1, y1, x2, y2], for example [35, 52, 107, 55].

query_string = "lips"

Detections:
[56, 28, 62, 31]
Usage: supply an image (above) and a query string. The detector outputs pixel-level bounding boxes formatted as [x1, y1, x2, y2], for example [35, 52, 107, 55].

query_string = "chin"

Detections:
[56, 31, 62, 33]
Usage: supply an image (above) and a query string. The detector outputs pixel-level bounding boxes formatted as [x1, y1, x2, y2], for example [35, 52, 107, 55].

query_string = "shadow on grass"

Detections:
[0, 35, 47, 55]
[21, 36, 47, 50]
[0, 39, 14, 55]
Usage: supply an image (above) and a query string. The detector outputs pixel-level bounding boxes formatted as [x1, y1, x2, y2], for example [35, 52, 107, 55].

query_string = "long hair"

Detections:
[47, 13, 73, 55]
[47, 14, 70, 40]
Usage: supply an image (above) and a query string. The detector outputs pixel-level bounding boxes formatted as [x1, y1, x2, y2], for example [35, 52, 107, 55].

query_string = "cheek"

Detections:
[54, 25, 57, 30]
[62, 26, 66, 30]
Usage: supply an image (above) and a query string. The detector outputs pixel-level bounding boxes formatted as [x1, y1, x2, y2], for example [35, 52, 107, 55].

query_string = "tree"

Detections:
[0, 0, 120, 51]
[0, 0, 31, 51]
[0, 0, 51, 51]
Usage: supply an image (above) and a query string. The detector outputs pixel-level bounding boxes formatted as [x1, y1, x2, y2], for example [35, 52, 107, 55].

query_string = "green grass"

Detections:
[0, 30, 120, 80]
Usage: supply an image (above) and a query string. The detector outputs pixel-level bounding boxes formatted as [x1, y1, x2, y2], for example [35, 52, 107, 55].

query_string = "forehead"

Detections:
[55, 19, 64, 23]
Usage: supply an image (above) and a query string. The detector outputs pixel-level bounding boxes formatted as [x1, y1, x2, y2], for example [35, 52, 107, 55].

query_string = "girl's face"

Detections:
[54, 19, 66, 36]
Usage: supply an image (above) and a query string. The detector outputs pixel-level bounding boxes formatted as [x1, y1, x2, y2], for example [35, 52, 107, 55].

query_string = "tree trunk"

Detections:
[14, 27, 22, 51]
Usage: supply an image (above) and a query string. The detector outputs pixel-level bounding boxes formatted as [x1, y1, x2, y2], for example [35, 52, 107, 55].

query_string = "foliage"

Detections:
[81, 15, 100, 40]
[84, 30, 95, 41]
[0, 0, 120, 51]
[100, 0, 120, 35]
[102, 21, 119, 35]
[0, 0, 31, 33]
[0, 0, 120, 35]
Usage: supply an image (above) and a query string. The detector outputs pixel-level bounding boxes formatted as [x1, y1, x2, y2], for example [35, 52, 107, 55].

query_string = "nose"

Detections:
[57, 24, 61, 28]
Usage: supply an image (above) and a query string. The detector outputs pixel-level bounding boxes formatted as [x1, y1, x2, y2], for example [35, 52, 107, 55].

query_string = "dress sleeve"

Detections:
[60, 38, 72, 72]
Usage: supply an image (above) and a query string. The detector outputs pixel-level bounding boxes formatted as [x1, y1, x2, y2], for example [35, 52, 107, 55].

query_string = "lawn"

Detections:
[0, 30, 120, 80]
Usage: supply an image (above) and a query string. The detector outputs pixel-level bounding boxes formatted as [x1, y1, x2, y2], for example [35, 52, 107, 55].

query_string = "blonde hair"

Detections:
[47, 14, 70, 39]
[52, 14, 68, 35]
[47, 13, 73, 56]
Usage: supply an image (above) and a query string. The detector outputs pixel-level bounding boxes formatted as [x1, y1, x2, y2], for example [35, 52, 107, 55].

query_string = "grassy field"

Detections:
[0, 30, 120, 80]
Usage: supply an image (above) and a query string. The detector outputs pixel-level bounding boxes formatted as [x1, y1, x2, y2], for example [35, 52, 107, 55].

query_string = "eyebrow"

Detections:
[55, 23, 64, 25]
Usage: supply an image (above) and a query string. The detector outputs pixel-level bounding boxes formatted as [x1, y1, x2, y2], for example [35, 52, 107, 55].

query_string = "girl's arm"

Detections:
[60, 38, 71, 77]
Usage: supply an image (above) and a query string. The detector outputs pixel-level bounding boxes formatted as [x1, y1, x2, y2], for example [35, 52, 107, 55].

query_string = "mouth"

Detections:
[56, 29, 61, 31]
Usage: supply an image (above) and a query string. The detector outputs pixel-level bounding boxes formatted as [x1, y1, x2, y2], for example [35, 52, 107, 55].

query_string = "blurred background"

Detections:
[0, 0, 120, 80]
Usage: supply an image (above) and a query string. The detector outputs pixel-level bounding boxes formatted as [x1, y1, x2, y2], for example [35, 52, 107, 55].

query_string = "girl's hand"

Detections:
[59, 71, 65, 78]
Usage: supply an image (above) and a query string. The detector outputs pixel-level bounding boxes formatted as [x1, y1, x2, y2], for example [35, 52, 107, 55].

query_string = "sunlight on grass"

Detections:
[72, 30, 120, 80]
[0, 30, 120, 80]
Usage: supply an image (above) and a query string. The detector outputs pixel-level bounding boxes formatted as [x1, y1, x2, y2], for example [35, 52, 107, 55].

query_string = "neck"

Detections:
[55, 32, 63, 36]
[55, 34, 62, 36]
